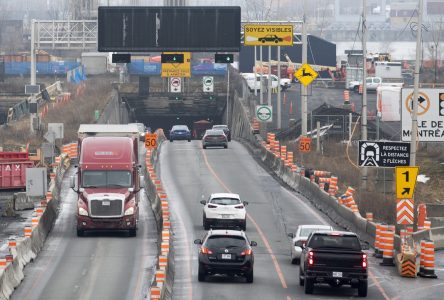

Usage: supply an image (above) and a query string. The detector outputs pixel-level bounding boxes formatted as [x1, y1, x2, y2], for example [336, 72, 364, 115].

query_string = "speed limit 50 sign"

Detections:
[145, 133, 158, 149]
[299, 136, 312, 153]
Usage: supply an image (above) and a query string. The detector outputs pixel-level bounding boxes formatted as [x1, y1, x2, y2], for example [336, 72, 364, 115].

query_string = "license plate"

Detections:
[332, 272, 342, 278]
[221, 254, 231, 259]
[102, 201, 110, 206]
[221, 214, 231, 219]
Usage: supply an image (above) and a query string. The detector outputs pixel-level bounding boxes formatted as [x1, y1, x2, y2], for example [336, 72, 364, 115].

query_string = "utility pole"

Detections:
[226, 65, 230, 126]
[254, 46, 258, 96]
[260, 46, 263, 105]
[361, 0, 368, 189]
[301, 1, 308, 136]
[267, 46, 272, 106]
[277, 46, 281, 129]
[30, 19, 37, 133]
[411, 0, 423, 166]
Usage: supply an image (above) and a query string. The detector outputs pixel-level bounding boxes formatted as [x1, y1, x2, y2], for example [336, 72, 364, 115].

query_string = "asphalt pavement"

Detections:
[158, 140, 444, 300]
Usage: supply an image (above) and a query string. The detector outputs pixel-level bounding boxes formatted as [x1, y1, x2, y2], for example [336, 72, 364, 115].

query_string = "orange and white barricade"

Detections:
[366, 212, 373, 222]
[380, 225, 395, 266]
[418, 239, 438, 278]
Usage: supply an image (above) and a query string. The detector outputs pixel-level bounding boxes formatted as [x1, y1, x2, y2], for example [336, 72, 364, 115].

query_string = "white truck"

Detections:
[241, 73, 291, 92]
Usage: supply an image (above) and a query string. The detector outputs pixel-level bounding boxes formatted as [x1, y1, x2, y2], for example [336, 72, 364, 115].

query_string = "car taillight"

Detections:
[240, 248, 252, 256]
[235, 205, 244, 209]
[362, 254, 367, 268]
[208, 204, 217, 208]
[308, 251, 314, 266]
[200, 246, 213, 255]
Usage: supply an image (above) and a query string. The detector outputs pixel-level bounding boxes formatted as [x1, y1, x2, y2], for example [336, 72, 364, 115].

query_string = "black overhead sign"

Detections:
[98, 6, 241, 52]
[358, 141, 411, 168]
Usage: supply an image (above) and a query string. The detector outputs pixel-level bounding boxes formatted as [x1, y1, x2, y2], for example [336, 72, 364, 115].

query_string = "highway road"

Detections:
[160, 140, 444, 300]
[11, 167, 158, 300]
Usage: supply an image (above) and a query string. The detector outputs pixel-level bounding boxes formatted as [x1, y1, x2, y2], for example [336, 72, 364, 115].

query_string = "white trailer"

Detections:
[376, 86, 402, 122]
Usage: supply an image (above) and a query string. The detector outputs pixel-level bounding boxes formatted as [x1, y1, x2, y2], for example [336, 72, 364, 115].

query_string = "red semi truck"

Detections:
[71, 124, 144, 237]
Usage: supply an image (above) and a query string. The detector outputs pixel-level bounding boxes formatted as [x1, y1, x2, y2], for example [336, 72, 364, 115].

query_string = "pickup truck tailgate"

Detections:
[313, 249, 363, 269]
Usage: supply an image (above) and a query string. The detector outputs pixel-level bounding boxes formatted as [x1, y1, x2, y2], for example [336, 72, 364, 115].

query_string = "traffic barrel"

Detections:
[343, 90, 350, 102]
[0, 258, 6, 269]
[160, 241, 170, 255]
[161, 230, 170, 240]
[380, 225, 395, 266]
[35, 206, 45, 217]
[418, 239, 438, 278]
[24, 225, 32, 237]
[32, 216, 39, 228]
[150, 286, 161, 299]
[159, 255, 168, 269]
[328, 176, 338, 196]
[350, 204, 359, 214]
[374, 223, 385, 258]
[55, 156, 61, 165]
[424, 220, 431, 230]
[286, 151, 294, 166]
[291, 164, 298, 172]
[358, 84, 363, 94]
[155, 269, 166, 284]
[252, 119, 260, 134]
[366, 212, 373, 222]
[69, 143, 78, 159]
[280, 146, 287, 160]
[345, 186, 355, 196]
[319, 182, 325, 190]
[163, 219, 171, 230]
[8, 238, 17, 258]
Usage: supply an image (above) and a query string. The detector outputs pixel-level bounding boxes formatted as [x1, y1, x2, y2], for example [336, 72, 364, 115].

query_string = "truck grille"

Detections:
[90, 199, 123, 217]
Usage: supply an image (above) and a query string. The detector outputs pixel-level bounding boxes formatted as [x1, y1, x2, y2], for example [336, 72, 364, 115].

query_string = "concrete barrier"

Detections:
[0, 154, 70, 299]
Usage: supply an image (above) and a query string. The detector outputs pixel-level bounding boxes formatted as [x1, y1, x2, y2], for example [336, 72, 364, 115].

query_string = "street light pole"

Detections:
[361, 0, 368, 189]
[301, 1, 308, 136]
[411, 0, 423, 166]
[226, 65, 230, 126]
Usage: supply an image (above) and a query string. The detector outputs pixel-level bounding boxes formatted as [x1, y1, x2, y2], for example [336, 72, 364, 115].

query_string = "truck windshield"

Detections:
[309, 235, 361, 250]
[82, 170, 132, 188]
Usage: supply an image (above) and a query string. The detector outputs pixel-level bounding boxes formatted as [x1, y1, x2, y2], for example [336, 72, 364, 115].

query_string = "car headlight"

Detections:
[124, 206, 134, 216]
[78, 207, 88, 216]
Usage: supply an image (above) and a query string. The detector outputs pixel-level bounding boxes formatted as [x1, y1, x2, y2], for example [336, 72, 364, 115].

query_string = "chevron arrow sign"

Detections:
[397, 198, 414, 225]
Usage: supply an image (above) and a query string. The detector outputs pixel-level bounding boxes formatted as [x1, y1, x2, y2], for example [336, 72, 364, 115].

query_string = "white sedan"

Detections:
[200, 193, 248, 230]
[288, 224, 333, 264]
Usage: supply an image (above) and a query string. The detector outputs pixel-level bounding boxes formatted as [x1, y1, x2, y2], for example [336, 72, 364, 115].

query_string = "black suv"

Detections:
[194, 229, 257, 283]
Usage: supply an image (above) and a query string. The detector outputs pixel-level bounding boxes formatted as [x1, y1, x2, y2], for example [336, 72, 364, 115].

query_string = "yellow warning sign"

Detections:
[161, 52, 191, 78]
[405, 92, 430, 116]
[395, 166, 419, 199]
[244, 24, 293, 46]
[294, 64, 318, 86]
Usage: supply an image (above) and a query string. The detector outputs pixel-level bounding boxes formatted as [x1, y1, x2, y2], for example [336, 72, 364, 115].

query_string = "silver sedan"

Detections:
[287, 224, 333, 264]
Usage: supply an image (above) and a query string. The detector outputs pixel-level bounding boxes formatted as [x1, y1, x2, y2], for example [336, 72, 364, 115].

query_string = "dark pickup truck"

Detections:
[299, 231, 369, 297]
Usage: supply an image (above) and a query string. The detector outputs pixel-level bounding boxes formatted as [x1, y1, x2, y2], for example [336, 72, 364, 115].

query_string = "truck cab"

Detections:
[72, 124, 144, 237]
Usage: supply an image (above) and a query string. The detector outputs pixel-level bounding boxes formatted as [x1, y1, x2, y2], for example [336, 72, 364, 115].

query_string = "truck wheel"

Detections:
[291, 257, 299, 265]
[128, 229, 137, 237]
[245, 269, 254, 283]
[76, 229, 84, 237]
[358, 280, 368, 297]
[203, 215, 210, 230]
[198, 264, 206, 282]
[299, 267, 304, 286]
[304, 277, 314, 294]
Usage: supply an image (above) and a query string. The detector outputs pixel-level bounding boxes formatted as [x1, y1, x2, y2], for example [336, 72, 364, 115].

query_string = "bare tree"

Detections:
[427, 16, 443, 83]
[243, 0, 275, 21]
